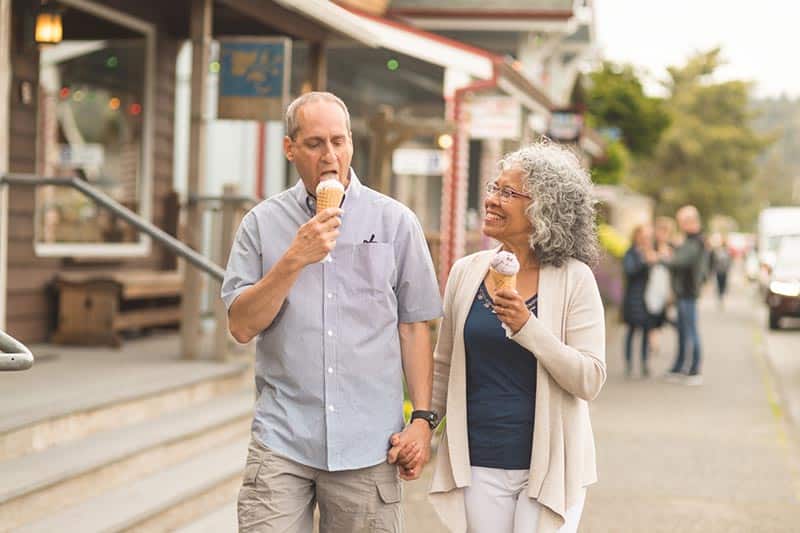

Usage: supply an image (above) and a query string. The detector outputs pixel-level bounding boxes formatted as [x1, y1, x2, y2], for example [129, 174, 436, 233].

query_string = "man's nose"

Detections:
[321, 141, 336, 161]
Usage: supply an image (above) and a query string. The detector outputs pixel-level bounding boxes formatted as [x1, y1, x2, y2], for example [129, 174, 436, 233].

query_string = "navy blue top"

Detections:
[465, 281, 538, 469]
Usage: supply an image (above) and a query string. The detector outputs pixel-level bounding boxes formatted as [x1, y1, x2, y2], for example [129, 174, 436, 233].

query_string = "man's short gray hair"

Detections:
[285, 92, 351, 140]
[499, 140, 600, 267]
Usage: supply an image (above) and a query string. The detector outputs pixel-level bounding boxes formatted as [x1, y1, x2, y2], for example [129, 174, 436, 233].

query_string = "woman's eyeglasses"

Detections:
[485, 182, 532, 202]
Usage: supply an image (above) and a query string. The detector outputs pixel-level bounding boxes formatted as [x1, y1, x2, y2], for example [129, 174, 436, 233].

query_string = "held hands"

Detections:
[287, 207, 342, 267]
[493, 288, 531, 335]
[387, 419, 432, 481]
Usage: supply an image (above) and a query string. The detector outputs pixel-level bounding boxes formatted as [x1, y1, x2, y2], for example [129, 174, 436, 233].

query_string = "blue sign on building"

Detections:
[217, 38, 291, 121]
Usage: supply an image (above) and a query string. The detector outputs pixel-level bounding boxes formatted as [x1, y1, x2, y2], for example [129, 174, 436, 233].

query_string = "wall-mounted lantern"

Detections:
[35, 1, 62, 44]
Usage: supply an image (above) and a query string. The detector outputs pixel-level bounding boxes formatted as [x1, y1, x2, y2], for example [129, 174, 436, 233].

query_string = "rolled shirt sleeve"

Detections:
[221, 211, 263, 311]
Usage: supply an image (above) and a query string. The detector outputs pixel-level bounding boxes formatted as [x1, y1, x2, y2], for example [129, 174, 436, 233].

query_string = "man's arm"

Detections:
[228, 207, 342, 343]
[387, 321, 433, 480]
[399, 321, 433, 412]
[662, 240, 701, 270]
[228, 255, 304, 343]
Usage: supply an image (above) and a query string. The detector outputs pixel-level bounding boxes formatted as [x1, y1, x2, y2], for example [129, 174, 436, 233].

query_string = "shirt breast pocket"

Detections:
[346, 243, 395, 299]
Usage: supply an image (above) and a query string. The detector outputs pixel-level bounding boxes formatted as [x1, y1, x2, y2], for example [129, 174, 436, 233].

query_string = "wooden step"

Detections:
[173, 502, 237, 533]
[0, 354, 250, 463]
[0, 392, 252, 531]
[13, 438, 249, 533]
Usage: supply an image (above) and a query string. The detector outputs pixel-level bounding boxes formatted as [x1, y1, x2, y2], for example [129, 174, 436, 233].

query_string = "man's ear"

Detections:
[283, 136, 293, 161]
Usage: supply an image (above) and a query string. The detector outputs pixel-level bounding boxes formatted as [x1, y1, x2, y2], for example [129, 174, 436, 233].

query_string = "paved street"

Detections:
[403, 268, 800, 532]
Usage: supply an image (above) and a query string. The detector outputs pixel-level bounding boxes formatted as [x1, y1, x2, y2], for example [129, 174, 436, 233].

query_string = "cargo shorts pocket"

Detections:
[242, 461, 263, 487]
[370, 481, 402, 533]
[376, 481, 401, 504]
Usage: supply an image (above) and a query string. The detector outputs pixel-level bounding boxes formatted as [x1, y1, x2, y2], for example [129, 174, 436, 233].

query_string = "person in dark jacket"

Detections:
[660, 205, 707, 385]
[710, 235, 732, 309]
[622, 224, 657, 377]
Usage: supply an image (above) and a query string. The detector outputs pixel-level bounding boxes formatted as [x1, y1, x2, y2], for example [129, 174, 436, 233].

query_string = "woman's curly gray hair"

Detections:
[500, 140, 599, 268]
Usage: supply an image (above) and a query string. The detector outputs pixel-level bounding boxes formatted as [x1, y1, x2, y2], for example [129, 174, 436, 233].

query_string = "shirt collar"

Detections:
[292, 168, 362, 217]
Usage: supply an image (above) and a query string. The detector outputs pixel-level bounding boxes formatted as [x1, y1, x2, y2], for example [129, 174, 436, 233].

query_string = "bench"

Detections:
[52, 270, 183, 347]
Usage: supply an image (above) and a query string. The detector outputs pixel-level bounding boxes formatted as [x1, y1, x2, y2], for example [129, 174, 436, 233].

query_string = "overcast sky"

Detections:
[594, 0, 799, 99]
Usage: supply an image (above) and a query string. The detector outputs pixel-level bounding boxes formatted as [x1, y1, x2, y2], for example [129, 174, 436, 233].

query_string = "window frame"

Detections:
[34, 0, 156, 258]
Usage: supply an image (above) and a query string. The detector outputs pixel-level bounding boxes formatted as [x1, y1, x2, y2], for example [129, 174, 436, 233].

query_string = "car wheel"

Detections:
[768, 310, 781, 330]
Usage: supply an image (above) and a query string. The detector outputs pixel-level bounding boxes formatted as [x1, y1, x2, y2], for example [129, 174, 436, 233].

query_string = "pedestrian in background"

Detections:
[647, 216, 677, 357]
[429, 141, 606, 533]
[710, 235, 732, 309]
[661, 205, 706, 385]
[622, 224, 658, 378]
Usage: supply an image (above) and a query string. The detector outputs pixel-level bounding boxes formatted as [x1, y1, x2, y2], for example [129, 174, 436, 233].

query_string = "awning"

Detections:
[346, 11, 495, 80]
[272, 0, 381, 47]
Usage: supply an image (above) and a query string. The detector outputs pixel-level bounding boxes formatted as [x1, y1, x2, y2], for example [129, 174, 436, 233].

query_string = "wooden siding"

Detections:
[5, 0, 179, 343]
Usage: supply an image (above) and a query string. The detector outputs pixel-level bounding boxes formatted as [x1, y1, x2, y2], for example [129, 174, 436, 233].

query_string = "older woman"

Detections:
[428, 142, 606, 533]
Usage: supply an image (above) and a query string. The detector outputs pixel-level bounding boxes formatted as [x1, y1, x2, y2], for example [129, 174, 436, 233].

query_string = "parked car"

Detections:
[766, 238, 800, 330]
[757, 207, 800, 294]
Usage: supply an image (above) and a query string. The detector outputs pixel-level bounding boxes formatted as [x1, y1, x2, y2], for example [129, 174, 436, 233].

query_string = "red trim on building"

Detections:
[335, 2, 498, 60]
[387, 8, 574, 20]
[255, 122, 266, 199]
[439, 66, 500, 289]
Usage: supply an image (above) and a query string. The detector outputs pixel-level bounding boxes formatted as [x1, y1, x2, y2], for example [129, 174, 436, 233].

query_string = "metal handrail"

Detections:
[0, 329, 34, 371]
[188, 193, 260, 206]
[1, 173, 225, 281]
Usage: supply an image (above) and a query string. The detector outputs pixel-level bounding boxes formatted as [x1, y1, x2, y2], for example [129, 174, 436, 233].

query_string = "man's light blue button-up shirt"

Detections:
[221, 172, 442, 471]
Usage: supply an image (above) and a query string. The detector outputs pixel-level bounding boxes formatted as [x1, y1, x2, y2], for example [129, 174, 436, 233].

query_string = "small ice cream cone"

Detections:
[489, 268, 517, 294]
[315, 180, 345, 263]
[315, 180, 345, 214]
[489, 251, 520, 296]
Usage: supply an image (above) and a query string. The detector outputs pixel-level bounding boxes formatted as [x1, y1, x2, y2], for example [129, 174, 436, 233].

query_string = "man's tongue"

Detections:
[320, 171, 338, 181]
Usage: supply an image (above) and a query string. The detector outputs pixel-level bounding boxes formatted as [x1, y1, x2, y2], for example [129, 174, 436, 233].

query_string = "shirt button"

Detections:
[327, 293, 333, 299]
[326, 256, 333, 263]
[328, 367, 333, 374]
[327, 330, 333, 337]
[328, 405, 335, 412]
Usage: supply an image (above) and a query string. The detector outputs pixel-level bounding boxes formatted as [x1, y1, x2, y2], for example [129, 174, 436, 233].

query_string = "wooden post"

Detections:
[309, 42, 327, 92]
[213, 184, 237, 361]
[181, 0, 212, 360]
[0, 0, 11, 331]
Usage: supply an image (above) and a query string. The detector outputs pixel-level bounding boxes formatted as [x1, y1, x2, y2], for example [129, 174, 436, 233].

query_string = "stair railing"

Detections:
[0, 329, 33, 371]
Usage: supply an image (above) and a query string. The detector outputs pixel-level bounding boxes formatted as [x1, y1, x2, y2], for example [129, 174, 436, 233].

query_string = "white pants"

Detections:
[463, 466, 586, 533]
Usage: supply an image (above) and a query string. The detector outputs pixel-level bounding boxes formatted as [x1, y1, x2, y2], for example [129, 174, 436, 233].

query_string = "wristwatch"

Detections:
[410, 410, 439, 430]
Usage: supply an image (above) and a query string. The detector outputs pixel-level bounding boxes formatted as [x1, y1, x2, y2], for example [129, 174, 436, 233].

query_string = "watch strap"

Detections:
[410, 409, 438, 430]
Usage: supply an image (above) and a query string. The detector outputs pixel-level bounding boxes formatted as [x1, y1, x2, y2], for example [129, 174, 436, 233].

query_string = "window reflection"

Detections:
[37, 40, 145, 245]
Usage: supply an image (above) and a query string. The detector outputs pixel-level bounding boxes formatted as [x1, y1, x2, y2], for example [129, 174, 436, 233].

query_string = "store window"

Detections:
[35, 4, 154, 257]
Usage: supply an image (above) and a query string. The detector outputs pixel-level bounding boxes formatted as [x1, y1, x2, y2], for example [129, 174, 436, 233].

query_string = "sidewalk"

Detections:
[403, 272, 800, 532]
[583, 274, 800, 532]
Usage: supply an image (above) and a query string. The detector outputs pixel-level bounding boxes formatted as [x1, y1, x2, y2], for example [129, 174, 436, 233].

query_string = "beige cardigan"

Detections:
[428, 249, 607, 533]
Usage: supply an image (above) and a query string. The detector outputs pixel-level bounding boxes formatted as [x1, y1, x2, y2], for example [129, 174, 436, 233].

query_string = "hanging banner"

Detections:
[466, 96, 521, 140]
[548, 110, 584, 143]
[217, 37, 291, 121]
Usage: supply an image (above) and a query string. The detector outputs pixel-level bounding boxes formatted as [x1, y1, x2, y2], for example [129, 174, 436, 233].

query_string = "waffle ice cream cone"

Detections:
[315, 180, 345, 213]
[489, 251, 520, 295]
[489, 268, 517, 294]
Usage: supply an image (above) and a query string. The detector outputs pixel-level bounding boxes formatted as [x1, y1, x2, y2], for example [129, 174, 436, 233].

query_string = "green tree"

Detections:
[626, 49, 770, 224]
[591, 140, 630, 185]
[586, 62, 670, 157]
[747, 96, 800, 227]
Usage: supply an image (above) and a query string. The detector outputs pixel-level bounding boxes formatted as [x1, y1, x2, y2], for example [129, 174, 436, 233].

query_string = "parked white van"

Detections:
[757, 207, 800, 292]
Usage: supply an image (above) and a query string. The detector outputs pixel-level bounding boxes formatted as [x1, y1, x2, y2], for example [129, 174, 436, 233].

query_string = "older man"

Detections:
[662, 205, 707, 385]
[221, 92, 442, 532]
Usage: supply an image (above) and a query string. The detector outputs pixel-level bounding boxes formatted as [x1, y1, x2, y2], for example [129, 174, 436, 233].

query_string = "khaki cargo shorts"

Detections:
[238, 437, 403, 533]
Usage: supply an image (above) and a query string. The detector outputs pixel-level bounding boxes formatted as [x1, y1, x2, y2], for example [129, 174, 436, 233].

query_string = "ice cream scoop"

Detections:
[490, 251, 520, 276]
[489, 251, 519, 295]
